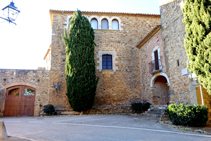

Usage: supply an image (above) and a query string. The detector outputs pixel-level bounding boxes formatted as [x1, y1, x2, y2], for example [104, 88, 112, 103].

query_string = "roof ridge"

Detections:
[49, 9, 160, 16]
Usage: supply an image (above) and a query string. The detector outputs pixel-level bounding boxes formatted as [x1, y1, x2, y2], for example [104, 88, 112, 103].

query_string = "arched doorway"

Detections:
[4, 85, 36, 116]
[152, 76, 169, 105]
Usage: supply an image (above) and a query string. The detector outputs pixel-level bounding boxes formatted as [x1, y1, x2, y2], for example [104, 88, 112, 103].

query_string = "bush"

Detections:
[43, 104, 56, 115]
[131, 102, 151, 113]
[142, 102, 151, 111]
[132, 103, 143, 113]
[167, 103, 208, 127]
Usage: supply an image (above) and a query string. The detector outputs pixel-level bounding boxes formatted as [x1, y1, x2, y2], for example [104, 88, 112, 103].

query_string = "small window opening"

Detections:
[177, 60, 180, 66]
[8, 88, 19, 96]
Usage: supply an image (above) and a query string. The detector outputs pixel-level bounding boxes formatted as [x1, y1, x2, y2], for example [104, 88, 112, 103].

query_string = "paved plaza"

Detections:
[1, 115, 211, 141]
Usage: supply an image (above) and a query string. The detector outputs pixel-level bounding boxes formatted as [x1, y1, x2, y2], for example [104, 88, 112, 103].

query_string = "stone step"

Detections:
[160, 117, 169, 121]
[143, 106, 168, 119]
[145, 110, 166, 115]
[143, 113, 161, 117]
[61, 111, 80, 115]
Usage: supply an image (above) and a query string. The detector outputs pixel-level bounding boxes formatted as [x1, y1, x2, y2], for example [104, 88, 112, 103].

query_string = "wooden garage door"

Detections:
[4, 86, 35, 116]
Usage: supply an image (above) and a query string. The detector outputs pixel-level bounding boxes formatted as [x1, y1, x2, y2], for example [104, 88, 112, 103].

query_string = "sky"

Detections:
[0, 0, 160, 70]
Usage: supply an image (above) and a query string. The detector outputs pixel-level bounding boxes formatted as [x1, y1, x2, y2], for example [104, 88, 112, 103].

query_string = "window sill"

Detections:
[94, 29, 120, 31]
[102, 69, 114, 72]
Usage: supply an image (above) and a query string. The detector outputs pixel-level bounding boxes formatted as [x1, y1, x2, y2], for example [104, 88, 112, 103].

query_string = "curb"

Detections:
[159, 121, 211, 135]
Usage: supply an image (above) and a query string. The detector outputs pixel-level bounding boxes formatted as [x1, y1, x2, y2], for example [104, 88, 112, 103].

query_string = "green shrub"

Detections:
[142, 102, 151, 111]
[131, 102, 151, 113]
[132, 103, 143, 113]
[63, 10, 98, 112]
[43, 104, 56, 115]
[167, 103, 208, 127]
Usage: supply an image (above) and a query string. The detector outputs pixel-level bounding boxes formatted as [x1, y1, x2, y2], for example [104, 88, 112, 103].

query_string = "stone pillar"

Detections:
[0, 121, 8, 140]
[0, 88, 6, 117]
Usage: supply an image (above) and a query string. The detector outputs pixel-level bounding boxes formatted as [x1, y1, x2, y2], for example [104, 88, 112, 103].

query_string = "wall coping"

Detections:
[0, 69, 49, 71]
[136, 25, 161, 48]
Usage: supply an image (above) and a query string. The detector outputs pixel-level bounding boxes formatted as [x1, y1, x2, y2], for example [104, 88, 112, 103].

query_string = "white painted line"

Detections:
[50, 116, 108, 123]
[9, 134, 40, 141]
[53, 122, 211, 138]
[54, 117, 109, 123]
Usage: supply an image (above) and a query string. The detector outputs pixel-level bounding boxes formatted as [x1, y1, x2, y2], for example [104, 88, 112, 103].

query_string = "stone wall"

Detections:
[0, 69, 50, 116]
[160, 0, 197, 104]
[138, 28, 166, 104]
[49, 10, 161, 110]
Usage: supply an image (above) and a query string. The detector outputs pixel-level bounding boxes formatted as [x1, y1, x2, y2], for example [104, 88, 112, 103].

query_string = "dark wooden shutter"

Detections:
[154, 50, 159, 70]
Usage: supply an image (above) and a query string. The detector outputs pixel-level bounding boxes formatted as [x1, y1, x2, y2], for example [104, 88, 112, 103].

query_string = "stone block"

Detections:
[0, 121, 8, 140]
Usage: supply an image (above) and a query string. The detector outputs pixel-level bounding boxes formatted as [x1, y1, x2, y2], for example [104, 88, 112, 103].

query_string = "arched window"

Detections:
[68, 18, 72, 28]
[102, 55, 112, 69]
[91, 18, 98, 29]
[112, 19, 119, 30]
[101, 19, 108, 29]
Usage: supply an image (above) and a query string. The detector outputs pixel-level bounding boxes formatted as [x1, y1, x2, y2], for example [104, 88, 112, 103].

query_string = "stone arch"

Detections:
[4, 82, 37, 90]
[88, 16, 100, 29]
[110, 16, 122, 30]
[150, 72, 170, 87]
[99, 16, 110, 29]
[90, 18, 98, 29]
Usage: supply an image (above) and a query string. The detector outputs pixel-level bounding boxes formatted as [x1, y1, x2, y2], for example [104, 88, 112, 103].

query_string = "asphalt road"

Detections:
[1, 115, 211, 141]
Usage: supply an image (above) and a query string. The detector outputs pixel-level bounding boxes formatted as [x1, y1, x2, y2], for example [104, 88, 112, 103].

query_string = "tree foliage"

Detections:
[63, 10, 98, 112]
[182, 0, 211, 94]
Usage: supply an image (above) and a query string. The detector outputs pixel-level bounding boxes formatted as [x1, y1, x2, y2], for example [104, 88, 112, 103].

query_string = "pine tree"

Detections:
[63, 10, 98, 111]
[182, 0, 211, 94]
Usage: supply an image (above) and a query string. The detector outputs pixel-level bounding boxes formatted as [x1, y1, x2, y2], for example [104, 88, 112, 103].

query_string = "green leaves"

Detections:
[62, 10, 98, 112]
[167, 103, 208, 126]
[183, 0, 211, 94]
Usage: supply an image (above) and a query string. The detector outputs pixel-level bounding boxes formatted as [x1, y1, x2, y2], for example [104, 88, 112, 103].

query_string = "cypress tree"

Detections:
[63, 10, 98, 112]
[182, 0, 211, 94]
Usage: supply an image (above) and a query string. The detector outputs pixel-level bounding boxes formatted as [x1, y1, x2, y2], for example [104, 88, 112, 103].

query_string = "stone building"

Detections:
[48, 10, 160, 113]
[159, 0, 211, 123]
[0, 10, 161, 116]
[0, 0, 210, 124]
[137, 25, 169, 106]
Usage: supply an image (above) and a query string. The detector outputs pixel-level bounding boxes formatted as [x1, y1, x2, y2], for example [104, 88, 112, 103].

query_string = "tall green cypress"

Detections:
[183, 0, 211, 94]
[63, 10, 98, 112]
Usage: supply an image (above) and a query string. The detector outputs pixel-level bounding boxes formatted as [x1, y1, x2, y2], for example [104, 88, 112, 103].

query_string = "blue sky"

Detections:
[0, 0, 160, 69]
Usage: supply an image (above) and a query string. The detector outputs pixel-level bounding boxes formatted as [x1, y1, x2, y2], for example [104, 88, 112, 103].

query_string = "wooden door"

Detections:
[4, 86, 35, 116]
[4, 87, 21, 116]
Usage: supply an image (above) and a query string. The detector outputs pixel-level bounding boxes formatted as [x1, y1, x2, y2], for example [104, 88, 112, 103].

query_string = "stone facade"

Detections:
[48, 10, 161, 112]
[0, 69, 50, 116]
[160, 0, 211, 123]
[1, 1, 210, 120]
[160, 0, 195, 104]
[137, 26, 169, 105]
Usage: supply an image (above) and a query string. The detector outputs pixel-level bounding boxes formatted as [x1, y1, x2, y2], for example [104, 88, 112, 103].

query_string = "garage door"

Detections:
[4, 86, 35, 116]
